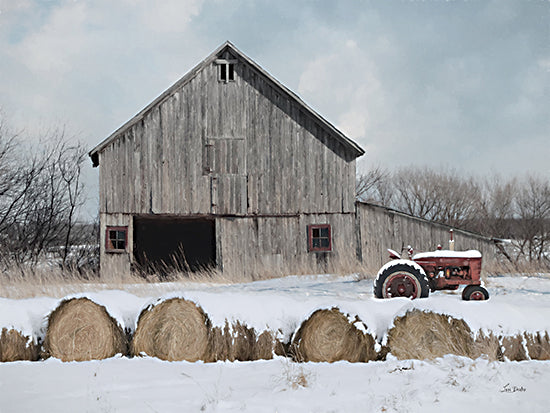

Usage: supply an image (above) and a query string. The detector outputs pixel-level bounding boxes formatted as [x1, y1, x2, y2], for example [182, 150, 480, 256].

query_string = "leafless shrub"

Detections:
[277, 360, 313, 390]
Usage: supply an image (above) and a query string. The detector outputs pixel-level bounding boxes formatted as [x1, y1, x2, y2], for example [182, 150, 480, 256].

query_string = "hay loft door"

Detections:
[203, 137, 247, 215]
[133, 216, 215, 275]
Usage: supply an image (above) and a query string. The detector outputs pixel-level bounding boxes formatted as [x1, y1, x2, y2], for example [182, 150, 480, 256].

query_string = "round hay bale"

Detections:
[0, 328, 39, 362]
[44, 297, 127, 362]
[291, 308, 376, 363]
[131, 298, 210, 361]
[387, 309, 475, 360]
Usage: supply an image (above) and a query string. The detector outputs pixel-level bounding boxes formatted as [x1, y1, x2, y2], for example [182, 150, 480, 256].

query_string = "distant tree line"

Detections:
[356, 166, 550, 269]
[0, 114, 96, 272]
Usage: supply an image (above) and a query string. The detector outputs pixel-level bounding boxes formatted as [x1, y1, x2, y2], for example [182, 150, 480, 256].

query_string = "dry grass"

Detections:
[208, 322, 283, 362]
[131, 298, 210, 361]
[0, 328, 39, 362]
[473, 330, 503, 361]
[290, 308, 377, 363]
[483, 258, 550, 277]
[387, 310, 475, 360]
[500, 334, 528, 361]
[524, 331, 550, 360]
[0, 259, 375, 300]
[496, 332, 550, 361]
[44, 297, 128, 362]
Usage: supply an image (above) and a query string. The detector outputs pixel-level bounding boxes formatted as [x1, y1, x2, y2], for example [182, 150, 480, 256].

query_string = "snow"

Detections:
[376, 259, 427, 278]
[1, 274, 550, 412]
[1, 355, 548, 412]
[413, 249, 482, 259]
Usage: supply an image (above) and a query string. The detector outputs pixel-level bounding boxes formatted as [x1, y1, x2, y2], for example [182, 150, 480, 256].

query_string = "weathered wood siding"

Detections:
[217, 213, 357, 276]
[356, 202, 497, 272]
[98, 51, 356, 217]
[99, 213, 133, 277]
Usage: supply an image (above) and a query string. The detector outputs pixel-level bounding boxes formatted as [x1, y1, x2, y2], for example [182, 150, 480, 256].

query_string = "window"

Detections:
[216, 59, 236, 83]
[106, 226, 127, 252]
[308, 224, 332, 252]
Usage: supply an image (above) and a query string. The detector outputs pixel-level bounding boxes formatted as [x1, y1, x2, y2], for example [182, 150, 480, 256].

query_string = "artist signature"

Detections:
[501, 383, 527, 393]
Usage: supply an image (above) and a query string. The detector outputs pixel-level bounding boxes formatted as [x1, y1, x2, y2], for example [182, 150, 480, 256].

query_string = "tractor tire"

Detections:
[374, 263, 430, 299]
[462, 285, 489, 301]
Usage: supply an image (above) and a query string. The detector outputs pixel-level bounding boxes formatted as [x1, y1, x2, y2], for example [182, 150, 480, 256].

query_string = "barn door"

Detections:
[204, 137, 247, 215]
[133, 216, 215, 276]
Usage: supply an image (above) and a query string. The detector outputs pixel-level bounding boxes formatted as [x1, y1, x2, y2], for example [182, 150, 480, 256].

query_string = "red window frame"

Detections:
[307, 224, 332, 252]
[105, 226, 127, 252]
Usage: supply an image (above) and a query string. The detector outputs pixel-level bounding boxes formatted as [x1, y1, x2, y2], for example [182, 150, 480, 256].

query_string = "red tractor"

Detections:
[373, 241, 489, 301]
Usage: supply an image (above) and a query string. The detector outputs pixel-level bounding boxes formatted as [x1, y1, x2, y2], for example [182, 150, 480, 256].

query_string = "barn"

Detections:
[89, 41, 365, 277]
[90, 41, 498, 278]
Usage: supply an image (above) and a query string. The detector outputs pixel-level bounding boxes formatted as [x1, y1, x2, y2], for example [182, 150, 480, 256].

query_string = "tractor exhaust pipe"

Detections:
[449, 229, 455, 251]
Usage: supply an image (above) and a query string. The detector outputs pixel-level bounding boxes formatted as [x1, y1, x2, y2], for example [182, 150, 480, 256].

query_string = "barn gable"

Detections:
[90, 41, 364, 167]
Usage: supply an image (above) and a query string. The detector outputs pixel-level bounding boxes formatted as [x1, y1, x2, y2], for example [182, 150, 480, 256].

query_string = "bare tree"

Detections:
[356, 166, 390, 204]
[471, 175, 517, 237]
[356, 165, 550, 269]
[0, 116, 89, 271]
[514, 175, 550, 264]
[390, 167, 476, 224]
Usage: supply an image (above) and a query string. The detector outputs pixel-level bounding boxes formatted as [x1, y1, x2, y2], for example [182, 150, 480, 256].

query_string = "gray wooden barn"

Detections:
[89, 41, 365, 277]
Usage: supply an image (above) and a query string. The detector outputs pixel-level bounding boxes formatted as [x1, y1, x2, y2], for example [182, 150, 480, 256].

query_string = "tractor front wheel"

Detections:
[462, 285, 489, 301]
[374, 263, 430, 299]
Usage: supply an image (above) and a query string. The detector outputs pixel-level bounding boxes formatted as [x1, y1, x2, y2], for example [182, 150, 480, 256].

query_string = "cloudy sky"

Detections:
[0, 0, 548, 218]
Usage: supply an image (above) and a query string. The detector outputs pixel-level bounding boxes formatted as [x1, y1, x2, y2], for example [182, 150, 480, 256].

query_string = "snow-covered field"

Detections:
[1, 274, 550, 412]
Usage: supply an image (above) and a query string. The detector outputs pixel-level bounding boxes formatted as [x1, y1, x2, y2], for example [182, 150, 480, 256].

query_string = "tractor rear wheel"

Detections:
[462, 285, 489, 301]
[374, 263, 430, 299]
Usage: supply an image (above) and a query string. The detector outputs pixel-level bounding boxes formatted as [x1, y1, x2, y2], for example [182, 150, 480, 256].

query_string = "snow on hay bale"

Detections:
[387, 309, 475, 360]
[290, 308, 377, 363]
[44, 297, 128, 362]
[0, 328, 39, 362]
[131, 298, 210, 361]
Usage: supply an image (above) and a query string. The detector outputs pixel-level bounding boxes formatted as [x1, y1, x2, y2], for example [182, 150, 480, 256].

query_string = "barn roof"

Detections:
[89, 41, 365, 166]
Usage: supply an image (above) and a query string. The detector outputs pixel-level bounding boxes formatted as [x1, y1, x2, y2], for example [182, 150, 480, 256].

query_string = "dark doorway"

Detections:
[133, 216, 215, 275]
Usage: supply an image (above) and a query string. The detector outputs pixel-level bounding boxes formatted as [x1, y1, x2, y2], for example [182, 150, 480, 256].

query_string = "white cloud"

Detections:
[297, 39, 388, 142]
[539, 58, 550, 72]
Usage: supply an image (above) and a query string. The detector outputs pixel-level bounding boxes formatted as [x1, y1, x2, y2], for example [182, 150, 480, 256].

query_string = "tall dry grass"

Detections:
[208, 322, 284, 362]
[482, 258, 550, 277]
[0, 328, 40, 362]
[0, 255, 375, 299]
